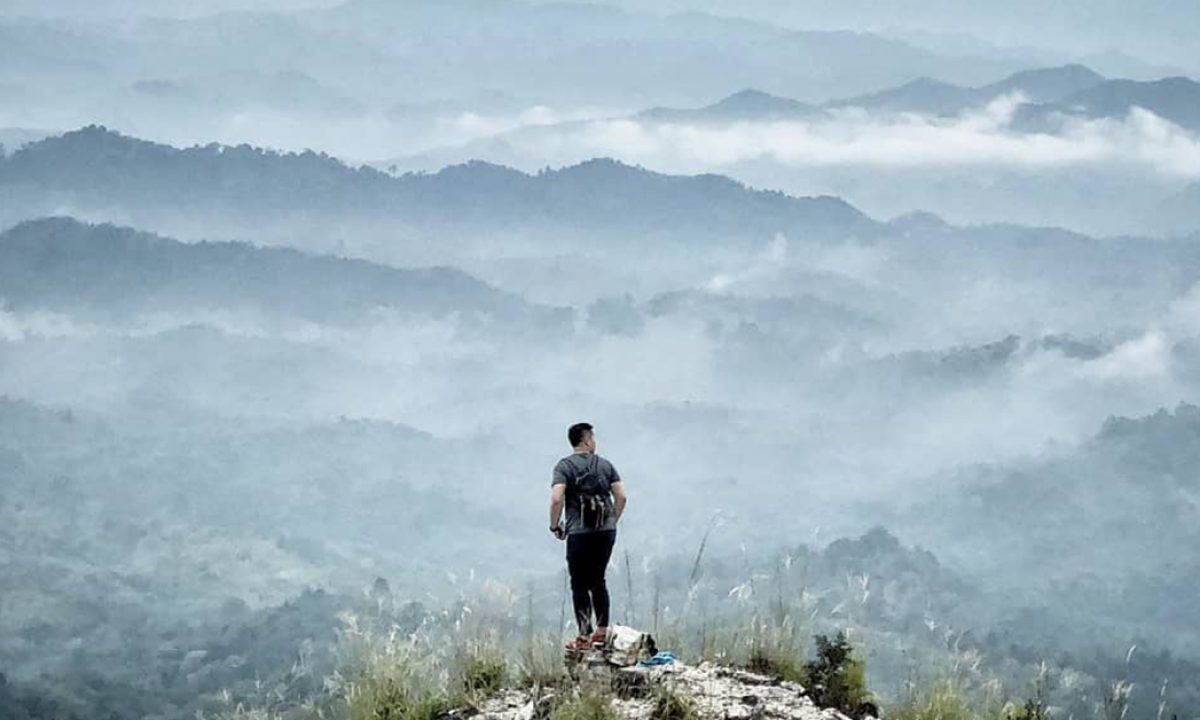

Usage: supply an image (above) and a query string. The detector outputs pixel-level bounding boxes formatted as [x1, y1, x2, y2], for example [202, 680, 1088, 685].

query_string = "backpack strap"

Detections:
[564, 454, 601, 488]
[589, 453, 601, 486]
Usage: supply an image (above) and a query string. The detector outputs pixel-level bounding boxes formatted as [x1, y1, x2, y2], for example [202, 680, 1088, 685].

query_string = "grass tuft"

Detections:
[348, 676, 455, 720]
[517, 631, 568, 689]
[459, 651, 506, 698]
[338, 617, 462, 720]
[650, 684, 703, 720]
[550, 682, 618, 720]
[891, 679, 972, 720]
[744, 614, 807, 685]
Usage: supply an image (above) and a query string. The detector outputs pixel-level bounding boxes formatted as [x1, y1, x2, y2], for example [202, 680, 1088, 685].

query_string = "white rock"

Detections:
[469, 663, 858, 720]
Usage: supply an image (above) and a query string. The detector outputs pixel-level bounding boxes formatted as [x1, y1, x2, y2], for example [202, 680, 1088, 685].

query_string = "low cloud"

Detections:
[490, 95, 1200, 178]
[0, 308, 98, 341]
[706, 233, 789, 293]
[446, 106, 602, 142]
[1079, 331, 1171, 381]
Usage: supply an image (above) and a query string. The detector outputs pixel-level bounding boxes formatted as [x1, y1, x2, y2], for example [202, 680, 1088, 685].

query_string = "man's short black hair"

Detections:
[568, 422, 594, 447]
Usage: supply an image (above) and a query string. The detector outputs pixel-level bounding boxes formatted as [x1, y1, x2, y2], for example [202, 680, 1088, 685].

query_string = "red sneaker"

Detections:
[564, 634, 591, 651]
[590, 630, 608, 647]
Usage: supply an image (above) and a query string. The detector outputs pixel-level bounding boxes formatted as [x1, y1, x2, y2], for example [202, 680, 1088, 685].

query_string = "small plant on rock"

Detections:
[743, 614, 807, 685]
[550, 682, 618, 720]
[651, 684, 703, 720]
[746, 644, 807, 686]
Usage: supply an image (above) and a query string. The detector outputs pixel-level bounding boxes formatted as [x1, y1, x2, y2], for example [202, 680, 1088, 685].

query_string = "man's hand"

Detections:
[551, 525, 566, 541]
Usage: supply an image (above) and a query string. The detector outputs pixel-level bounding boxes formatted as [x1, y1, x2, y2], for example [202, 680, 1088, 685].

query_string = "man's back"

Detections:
[553, 451, 621, 535]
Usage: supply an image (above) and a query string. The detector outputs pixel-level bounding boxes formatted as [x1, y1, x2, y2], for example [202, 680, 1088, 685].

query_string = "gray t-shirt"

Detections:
[552, 452, 622, 535]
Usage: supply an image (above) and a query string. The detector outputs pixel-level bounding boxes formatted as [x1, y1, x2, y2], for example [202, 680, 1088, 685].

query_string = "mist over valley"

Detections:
[2, 3, 1199, 720]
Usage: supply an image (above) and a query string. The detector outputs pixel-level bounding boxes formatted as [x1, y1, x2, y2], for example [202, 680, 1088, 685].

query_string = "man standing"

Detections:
[549, 422, 628, 651]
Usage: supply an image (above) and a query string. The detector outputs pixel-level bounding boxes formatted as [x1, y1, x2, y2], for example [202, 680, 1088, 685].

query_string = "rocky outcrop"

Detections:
[468, 663, 865, 720]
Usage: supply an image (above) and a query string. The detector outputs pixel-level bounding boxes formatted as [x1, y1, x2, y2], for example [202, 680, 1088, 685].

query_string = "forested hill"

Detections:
[0, 217, 564, 327]
[0, 126, 878, 242]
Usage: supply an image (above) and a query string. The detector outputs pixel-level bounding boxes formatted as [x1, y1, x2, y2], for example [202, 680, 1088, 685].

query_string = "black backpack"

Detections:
[570, 455, 614, 530]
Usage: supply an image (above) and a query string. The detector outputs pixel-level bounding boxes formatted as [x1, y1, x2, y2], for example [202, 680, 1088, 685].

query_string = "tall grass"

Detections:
[520, 578, 567, 689]
[234, 525, 1119, 720]
[1102, 681, 1133, 720]
[891, 679, 974, 720]
[459, 640, 506, 698]
[335, 615, 459, 720]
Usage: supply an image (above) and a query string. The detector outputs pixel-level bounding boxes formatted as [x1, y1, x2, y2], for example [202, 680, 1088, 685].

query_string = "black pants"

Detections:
[566, 529, 616, 635]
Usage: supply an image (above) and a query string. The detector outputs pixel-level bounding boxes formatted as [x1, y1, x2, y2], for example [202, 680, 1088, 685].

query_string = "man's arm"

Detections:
[549, 483, 566, 538]
[611, 480, 627, 521]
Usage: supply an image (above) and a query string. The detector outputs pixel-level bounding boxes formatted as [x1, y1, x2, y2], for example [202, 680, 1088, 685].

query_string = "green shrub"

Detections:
[804, 632, 874, 719]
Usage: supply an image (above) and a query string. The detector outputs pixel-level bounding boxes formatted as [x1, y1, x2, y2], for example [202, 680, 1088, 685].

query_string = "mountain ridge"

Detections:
[669, 64, 1110, 118]
[0, 126, 883, 243]
[1012, 75, 1200, 132]
[0, 216, 561, 325]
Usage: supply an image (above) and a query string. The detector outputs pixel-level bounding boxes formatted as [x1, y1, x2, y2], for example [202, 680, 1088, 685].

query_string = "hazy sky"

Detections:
[5, 0, 1195, 74]
[595, 0, 1200, 73]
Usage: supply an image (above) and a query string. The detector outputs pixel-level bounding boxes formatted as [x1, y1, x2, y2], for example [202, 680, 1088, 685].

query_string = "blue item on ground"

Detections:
[639, 651, 676, 666]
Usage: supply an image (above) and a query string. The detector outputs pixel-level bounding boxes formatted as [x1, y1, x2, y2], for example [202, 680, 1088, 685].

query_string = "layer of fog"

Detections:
[5, 221, 1199, 560]
[4, 0, 1194, 239]
[0, 0, 1033, 159]
[391, 96, 1200, 236]
[0, 94, 622, 168]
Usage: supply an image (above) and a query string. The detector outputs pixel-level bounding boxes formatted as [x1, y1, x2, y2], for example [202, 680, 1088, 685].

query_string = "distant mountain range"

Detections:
[1011, 75, 1200, 133]
[404, 64, 1123, 136]
[383, 64, 1200, 209]
[639, 88, 822, 122]
[827, 64, 1106, 114]
[620, 65, 1200, 131]
[0, 126, 880, 247]
[0, 217, 563, 327]
[0, 0, 1023, 113]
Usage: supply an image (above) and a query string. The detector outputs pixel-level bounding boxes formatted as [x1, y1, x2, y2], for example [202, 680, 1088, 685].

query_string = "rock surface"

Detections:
[468, 663, 862, 720]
